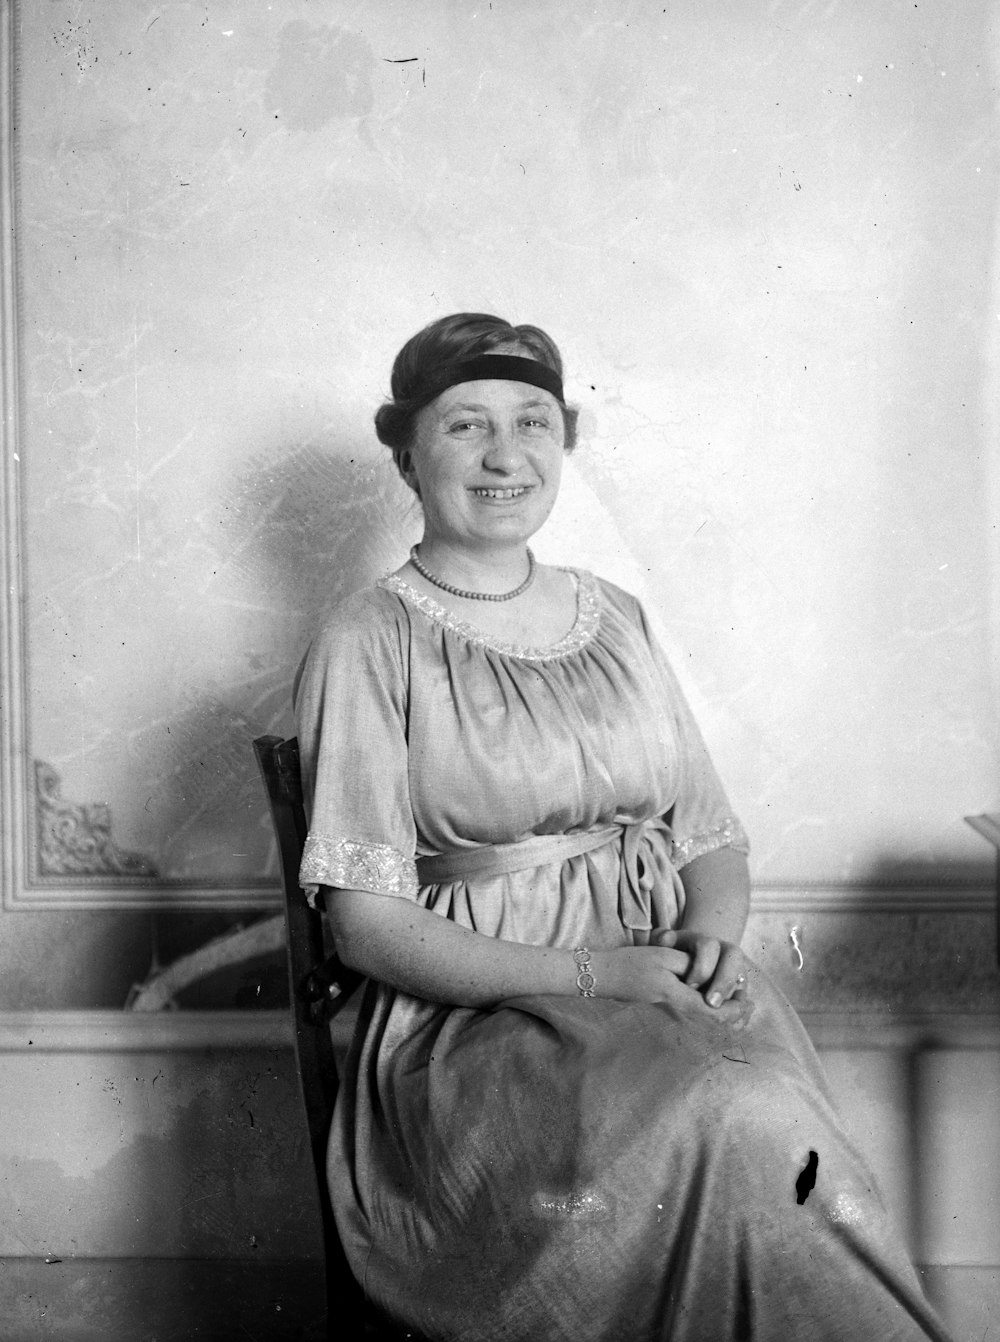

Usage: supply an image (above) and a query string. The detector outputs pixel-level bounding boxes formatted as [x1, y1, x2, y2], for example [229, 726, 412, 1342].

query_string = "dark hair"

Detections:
[375, 313, 579, 478]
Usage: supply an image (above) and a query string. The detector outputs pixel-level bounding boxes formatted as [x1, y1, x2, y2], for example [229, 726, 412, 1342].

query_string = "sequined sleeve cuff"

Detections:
[670, 817, 750, 870]
[298, 835, 419, 908]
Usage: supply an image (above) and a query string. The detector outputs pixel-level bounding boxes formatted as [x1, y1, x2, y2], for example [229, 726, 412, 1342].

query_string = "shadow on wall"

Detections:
[138, 437, 416, 886]
[760, 853, 999, 1020]
[133, 440, 418, 1007]
[150, 821, 1000, 1018]
[224, 438, 415, 637]
[859, 852, 997, 1015]
[0, 438, 418, 1012]
[0, 1047, 328, 1339]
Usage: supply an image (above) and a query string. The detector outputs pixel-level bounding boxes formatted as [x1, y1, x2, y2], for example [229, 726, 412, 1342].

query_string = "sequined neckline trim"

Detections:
[379, 568, 602, 662]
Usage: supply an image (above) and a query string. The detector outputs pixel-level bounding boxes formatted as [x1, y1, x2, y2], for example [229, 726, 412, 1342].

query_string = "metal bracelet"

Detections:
[573, 946, 596, 998]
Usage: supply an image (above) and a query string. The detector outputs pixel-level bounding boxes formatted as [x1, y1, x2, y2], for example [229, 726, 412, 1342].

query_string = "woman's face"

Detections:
[408, 378, 565, 551]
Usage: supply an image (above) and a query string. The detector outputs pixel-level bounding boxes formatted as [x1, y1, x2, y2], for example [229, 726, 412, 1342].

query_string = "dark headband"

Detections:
[409, 354, 565, 411]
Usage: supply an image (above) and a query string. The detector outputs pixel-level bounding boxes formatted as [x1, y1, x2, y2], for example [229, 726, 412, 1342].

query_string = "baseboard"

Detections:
[0, 1255, 993, 1342]
[0, 1257, 325, 1342]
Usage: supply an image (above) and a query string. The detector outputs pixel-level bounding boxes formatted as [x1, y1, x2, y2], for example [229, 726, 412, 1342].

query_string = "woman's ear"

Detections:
[397, 448, 420, 497]
[562, 406, 580, 453]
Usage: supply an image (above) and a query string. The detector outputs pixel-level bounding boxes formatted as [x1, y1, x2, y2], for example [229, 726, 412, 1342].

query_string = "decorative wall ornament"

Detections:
[34, 761, 160, 879]
[0, 10, 287, 910]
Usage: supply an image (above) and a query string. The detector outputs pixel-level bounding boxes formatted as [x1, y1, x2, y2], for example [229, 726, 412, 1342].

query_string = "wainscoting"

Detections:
[0, 1012, 326, 1340]
[806, 1013, 1000, 1341]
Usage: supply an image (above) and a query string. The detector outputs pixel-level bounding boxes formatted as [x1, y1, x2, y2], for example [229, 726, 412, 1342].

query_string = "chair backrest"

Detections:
[254, 734, 420, 1342]
[252, 734, 364, 1331]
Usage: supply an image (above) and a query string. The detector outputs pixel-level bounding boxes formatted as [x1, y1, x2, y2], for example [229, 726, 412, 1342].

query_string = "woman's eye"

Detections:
[447, 420, 483, 434]
[521, 418, 550, 431]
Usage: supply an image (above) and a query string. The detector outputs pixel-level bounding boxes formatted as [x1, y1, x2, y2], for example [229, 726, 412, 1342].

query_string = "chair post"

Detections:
[253, 736, 350, 1335]
[254, 734, 415, 1342]
[964, 813, 1000, 967]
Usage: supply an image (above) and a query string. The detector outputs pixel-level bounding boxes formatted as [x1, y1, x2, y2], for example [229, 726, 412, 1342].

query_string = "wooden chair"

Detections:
[253, 735, 416, 1342]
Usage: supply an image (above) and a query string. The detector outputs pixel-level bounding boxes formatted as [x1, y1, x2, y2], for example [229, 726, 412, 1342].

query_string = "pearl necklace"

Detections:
[408, 545, 536, 602]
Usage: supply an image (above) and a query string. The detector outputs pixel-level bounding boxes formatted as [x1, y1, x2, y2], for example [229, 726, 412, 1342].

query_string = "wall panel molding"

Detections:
[751, 881, 994, 914]
[0, 0, 31, 914]
[0, 1009, 292, 1052]
[0, 1007, 995, 1055]
[0, 4, 280, 910]
[34, 759, 161, 878]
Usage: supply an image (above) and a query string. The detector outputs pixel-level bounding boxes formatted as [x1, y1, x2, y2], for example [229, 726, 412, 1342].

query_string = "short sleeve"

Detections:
[634, 600, 749, 869]
[293, 589, 418, 905]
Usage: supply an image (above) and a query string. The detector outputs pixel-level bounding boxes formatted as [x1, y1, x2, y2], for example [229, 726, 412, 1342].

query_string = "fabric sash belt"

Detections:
[415, 825, 623, 885]
[414, 816, 681, 933]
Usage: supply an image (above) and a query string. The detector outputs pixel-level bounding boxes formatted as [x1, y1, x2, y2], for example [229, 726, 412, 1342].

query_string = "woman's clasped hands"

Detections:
[594, 930, 755, 1025]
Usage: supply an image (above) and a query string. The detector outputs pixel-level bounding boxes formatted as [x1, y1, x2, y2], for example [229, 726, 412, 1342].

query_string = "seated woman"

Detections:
[294, 313, 951, 1341]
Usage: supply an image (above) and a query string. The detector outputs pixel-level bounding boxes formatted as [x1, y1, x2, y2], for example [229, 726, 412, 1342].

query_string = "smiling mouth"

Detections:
[471, 486, 532, 500]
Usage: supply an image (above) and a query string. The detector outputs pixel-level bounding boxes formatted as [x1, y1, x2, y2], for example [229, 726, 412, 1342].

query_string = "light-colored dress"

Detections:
[294, 570, 951, 1342]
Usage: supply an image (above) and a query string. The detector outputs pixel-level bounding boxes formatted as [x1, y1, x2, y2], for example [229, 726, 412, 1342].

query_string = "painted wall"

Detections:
[0, 1015, 328, 1340]
[3, 0, 997, 934]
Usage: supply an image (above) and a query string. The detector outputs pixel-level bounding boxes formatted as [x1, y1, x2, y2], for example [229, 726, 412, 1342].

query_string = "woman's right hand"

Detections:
[593, 946, 752, 1025]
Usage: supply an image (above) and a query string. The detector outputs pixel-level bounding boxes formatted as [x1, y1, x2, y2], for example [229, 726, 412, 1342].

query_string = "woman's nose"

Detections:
[483, 425, 523, 470]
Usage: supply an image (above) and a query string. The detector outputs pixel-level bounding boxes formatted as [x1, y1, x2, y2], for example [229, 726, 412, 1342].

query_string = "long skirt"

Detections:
[328, 971, 953, 1342]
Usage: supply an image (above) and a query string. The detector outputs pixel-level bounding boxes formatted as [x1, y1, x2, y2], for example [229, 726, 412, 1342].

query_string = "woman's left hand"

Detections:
[651, 929, 753, 1011]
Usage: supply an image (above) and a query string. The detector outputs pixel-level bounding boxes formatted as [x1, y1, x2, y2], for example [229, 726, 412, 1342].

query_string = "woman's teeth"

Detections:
[473, 487, 528, 499]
